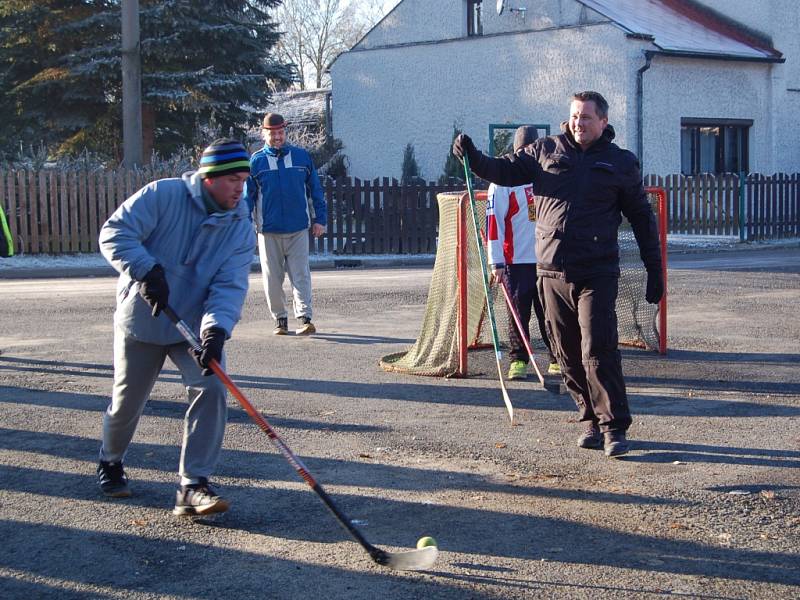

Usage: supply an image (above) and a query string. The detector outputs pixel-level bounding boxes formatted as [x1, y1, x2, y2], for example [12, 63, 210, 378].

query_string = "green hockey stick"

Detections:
[463, 155, 514, 423]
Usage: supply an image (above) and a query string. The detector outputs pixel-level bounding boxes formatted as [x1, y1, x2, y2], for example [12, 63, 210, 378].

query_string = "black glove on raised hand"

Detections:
[645, 269, 664, 304]
[139, 264, 169, 317]
[452, 133, 478, 164]
[190, 327, 226, 376]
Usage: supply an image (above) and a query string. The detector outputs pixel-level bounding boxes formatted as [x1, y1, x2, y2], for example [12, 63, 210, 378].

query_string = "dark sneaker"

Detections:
[97, 460, 132, 498]
[296, 316, 316, 335]
[604, 431, 630, 457]
[173, 478, 230, 516]
[273, 317, 288, 335]
[577, 423, 603, 449]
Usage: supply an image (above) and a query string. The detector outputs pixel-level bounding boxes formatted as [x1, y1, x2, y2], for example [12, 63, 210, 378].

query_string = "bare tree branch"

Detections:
[272, 0, 385, 90]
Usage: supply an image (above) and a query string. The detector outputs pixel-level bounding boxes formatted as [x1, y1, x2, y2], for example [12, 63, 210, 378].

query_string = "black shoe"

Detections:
[173, 478, 230, 516]
[604, 431, 629, 457]
[296, 316, 316, 335]
[577, 423, 603, 449]
[97, 460, 132, 498]
[273, 317, 288, 335]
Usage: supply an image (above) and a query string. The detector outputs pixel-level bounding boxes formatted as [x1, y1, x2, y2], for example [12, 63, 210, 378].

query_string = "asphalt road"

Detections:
[0, 246, 798, 599]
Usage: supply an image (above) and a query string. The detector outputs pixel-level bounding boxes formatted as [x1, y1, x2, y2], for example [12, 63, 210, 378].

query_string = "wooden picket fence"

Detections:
[309, 177, 467, 255]
[0, 167, 173, 255]
[644, 172, 800, 240]
[1, 169, 798, 255]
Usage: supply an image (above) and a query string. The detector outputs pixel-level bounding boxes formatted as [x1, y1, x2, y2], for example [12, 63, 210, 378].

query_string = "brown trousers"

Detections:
[540, 276, 632, 433]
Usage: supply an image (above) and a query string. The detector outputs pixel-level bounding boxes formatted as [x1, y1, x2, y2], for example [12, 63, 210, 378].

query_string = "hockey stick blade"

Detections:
[374, 546, 439, 571]
[494, 353, 515, 422]
[163, 306, 439, 572]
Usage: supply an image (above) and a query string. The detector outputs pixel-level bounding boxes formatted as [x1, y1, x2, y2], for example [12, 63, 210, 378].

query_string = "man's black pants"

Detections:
[540, 276, 631, 433]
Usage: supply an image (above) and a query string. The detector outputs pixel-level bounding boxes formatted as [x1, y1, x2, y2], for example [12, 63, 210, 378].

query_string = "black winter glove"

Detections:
[139, 264, 169, 317]
[645, 269, 664, 304]
[190, 327, 226, 376]
[452, 133, 479, 164]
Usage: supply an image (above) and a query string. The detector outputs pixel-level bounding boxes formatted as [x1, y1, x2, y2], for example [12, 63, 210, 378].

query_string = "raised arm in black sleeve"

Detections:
[453, 134, 541, 188]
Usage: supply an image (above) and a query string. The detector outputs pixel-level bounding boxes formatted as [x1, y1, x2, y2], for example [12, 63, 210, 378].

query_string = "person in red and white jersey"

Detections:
[486, 126, 558, 381]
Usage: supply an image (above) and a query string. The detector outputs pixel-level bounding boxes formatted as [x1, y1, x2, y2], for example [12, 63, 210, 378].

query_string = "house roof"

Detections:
[264, 89, 331, 128]
[579, 0, 783, 61]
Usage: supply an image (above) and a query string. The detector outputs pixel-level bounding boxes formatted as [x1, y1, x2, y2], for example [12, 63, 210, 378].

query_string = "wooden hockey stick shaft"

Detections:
[497, 276, 549, 388]
[463, 156, 514, 423]
[162, 305, 437, 571]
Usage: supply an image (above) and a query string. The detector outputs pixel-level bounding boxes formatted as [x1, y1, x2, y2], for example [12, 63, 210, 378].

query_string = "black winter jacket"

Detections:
[470, 124, 662, 282]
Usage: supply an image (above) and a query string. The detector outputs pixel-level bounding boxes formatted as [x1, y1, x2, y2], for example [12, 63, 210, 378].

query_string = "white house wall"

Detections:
[693, 0, 800, 173]
[358, 0, 608, 51]
[642, 57, 775, 174]
[480, 0, 608, 36]
[357, 0, 465, 49]
[333, 0, 797, 179]
[332, 22, 640, 181]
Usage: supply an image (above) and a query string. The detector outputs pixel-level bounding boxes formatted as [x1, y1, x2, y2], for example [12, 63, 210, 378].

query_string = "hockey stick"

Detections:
[163, 306, 438, 572]
[474, 224, 558, 394]
[497, 277, 561, 394]
[462, 156, 515, 423]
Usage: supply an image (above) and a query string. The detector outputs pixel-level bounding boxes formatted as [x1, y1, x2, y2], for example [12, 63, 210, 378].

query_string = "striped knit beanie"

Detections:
[198, 139, 251, 178]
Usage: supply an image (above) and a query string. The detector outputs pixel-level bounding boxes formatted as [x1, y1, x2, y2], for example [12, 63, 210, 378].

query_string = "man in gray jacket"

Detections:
[97, 139, 255, 515]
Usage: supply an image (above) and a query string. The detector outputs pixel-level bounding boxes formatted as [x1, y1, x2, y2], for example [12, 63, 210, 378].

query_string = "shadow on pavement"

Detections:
[3, 354, 799, 420]
[0, 470, 797, 589]
[0, 428, 685, 505]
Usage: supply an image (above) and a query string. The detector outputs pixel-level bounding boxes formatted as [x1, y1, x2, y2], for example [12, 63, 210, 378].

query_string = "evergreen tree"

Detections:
[0, 1, 293, 161]
[0, 1, 84, 159]
[400, 142, 421, 185]
[439, 122, 465, 184]
[493, 129, 514, 156]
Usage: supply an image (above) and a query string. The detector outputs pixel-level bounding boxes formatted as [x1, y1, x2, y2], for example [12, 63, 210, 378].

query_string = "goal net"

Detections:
[380, 187, 668, 377]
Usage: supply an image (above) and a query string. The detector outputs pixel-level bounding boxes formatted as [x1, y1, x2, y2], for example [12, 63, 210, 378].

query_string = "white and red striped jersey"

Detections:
[486, 182, 538, 266]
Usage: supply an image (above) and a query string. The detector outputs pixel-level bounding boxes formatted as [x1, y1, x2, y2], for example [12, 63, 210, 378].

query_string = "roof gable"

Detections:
[265, 89, 330, 129]
[579, 0, 782, 60]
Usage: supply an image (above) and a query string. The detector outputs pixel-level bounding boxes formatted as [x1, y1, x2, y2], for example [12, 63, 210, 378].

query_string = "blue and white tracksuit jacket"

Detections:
[245, 143, 326, 234]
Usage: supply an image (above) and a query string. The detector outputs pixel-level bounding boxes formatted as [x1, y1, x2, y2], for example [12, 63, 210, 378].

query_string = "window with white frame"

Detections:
[680, 118, 751, 175]
[468, 0, 483, 36]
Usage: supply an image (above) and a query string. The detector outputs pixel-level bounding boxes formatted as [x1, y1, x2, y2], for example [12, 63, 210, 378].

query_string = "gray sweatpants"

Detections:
[258, 230, 313, 320]
[99, 327, 228, 485]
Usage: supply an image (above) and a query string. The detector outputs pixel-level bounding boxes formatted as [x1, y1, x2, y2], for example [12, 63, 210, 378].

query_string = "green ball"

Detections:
[416, 536, 437, 549]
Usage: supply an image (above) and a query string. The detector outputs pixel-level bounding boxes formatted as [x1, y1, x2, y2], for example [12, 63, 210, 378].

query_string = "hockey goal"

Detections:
[379, 187, 668, 377]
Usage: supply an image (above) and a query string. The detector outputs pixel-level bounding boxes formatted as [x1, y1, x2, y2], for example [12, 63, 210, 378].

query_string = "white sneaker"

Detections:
[296, 317, 316, 335]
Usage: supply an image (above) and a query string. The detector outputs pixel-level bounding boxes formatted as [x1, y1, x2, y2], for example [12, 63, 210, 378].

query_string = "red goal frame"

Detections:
[455, 187, 668, 378]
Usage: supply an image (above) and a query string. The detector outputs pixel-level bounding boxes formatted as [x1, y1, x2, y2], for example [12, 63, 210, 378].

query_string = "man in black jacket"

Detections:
[453, 91, 663, 457]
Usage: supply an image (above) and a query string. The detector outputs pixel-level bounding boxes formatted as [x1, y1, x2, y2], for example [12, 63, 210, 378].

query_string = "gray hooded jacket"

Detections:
[99, 171, 256, 344]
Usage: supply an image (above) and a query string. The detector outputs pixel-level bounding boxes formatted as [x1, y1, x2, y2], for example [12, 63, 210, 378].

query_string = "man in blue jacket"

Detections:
[97, 139, 255, 515]
[246, 113, 327, 336]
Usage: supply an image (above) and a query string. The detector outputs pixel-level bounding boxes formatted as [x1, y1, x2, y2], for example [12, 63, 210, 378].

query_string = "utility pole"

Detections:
[121, 0, 143, 168]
